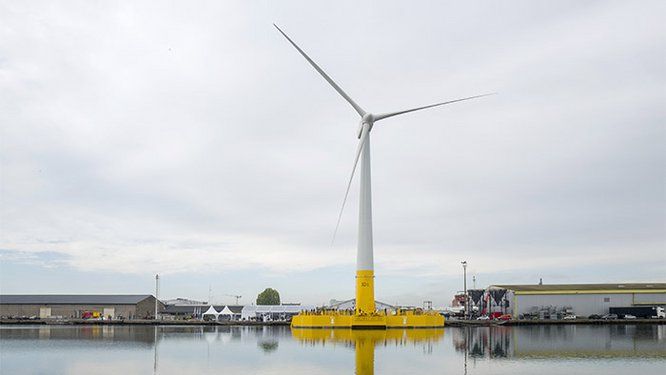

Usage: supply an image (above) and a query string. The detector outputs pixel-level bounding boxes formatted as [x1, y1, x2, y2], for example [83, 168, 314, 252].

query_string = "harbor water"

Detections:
[1, 324, 664, 374]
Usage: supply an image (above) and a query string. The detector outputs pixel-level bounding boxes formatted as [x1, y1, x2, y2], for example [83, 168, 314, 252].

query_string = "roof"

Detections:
[0, 294, 154, 305]
[491, 283, 666, 293]
[162, 298, 206, 305]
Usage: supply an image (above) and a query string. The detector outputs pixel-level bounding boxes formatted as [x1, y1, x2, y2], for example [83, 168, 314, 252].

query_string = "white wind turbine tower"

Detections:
[275, 25, 492, 315]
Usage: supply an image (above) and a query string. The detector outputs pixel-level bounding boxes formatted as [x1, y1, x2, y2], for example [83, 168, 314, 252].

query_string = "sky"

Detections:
[1, 0, 664, 307]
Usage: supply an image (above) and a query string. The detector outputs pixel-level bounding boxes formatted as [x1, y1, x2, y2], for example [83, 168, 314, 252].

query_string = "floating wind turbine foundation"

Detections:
[275, 24, 492, 329]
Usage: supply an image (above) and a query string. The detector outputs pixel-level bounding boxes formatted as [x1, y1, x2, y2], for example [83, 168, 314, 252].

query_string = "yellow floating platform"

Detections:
[291, 310, 445, 329]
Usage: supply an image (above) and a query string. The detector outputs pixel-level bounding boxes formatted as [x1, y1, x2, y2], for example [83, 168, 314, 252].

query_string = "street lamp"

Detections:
[155, 274, 160, 320]
[461, 261, 467, 320]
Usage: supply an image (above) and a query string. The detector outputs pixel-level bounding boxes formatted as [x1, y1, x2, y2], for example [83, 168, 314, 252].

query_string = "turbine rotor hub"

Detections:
[357, 114, 374, 138]
[356, 113, 374, 138]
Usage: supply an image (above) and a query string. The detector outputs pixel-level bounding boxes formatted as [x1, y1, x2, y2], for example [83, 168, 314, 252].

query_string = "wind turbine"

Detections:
[275, 24, 492, 315]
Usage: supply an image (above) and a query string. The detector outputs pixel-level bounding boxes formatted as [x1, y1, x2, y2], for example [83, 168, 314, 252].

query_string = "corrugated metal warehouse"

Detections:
[489, 283, 666, 317]
[0, 295, 164, 319]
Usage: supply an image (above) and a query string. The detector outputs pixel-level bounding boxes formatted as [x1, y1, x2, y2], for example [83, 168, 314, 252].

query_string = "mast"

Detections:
[356, 122, 375, 314]
[154, 274, 160, 320]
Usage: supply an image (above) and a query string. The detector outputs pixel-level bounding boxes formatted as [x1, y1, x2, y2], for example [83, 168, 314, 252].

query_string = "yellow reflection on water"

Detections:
[292, 329, 444, 375]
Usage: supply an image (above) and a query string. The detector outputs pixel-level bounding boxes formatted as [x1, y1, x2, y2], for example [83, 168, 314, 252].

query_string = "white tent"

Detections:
[217, 305, 236, 321]
[219, 306, 234, 316]
[202, 305, 220, 318]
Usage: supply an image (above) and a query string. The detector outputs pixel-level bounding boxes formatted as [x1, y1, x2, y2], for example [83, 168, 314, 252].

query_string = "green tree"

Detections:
[256, 288, 280, 305]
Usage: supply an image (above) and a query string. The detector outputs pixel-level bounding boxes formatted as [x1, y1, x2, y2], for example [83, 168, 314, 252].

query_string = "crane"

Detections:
[225, 294, 242, 305]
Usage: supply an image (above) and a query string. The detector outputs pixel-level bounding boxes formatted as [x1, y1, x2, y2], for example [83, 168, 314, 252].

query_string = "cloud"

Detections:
[1, 1, 664, 301]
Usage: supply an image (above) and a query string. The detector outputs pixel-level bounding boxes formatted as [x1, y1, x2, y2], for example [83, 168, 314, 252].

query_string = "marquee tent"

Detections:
[219, 306, 234, 316]
[202, 305, 220, 318]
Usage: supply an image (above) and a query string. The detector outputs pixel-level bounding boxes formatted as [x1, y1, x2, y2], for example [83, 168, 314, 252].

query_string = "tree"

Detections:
[256, 288, 280, 305]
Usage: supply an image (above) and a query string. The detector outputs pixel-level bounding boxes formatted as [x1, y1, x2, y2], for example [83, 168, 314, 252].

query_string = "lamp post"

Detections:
[461, 261, 467, 320]
[155, 274, 159, 320]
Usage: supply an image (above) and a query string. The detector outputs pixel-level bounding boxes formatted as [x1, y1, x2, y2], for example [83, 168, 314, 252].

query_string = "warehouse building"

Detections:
[0, 295, 163, 319]
[486, 283, 666, 318]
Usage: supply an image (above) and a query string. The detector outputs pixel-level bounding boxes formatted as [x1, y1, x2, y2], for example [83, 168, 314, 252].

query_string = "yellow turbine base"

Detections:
[291, 310, 444, 329]
[355, 270, 375, 314]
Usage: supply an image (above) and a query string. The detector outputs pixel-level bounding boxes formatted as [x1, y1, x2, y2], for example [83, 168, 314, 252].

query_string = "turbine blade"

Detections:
[332, 124, 369, 245]
[274, 24, 366, 117]
[374, 93, 495, 122]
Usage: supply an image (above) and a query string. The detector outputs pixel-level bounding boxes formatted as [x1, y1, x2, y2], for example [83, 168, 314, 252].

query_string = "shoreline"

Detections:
[1, 318, 664, 327]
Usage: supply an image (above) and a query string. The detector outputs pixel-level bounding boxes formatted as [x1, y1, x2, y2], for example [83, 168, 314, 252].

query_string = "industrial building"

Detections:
[483, 283, 666, 318]
[241, 304, 313, 321]
[0, 295, 163, 319]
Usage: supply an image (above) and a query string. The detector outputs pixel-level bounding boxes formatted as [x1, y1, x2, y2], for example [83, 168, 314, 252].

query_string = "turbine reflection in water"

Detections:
[291, 328, 445, 375]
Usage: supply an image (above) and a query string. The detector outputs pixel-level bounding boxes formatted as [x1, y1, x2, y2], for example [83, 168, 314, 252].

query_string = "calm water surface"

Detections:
[1, 324, 664, 374]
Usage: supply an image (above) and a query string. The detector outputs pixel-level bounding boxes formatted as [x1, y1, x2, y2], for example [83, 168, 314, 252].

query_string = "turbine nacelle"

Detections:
[358, 114, 375, 138]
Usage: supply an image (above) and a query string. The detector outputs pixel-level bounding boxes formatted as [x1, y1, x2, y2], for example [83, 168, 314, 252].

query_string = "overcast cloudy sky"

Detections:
[1, 1, 664, 307]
